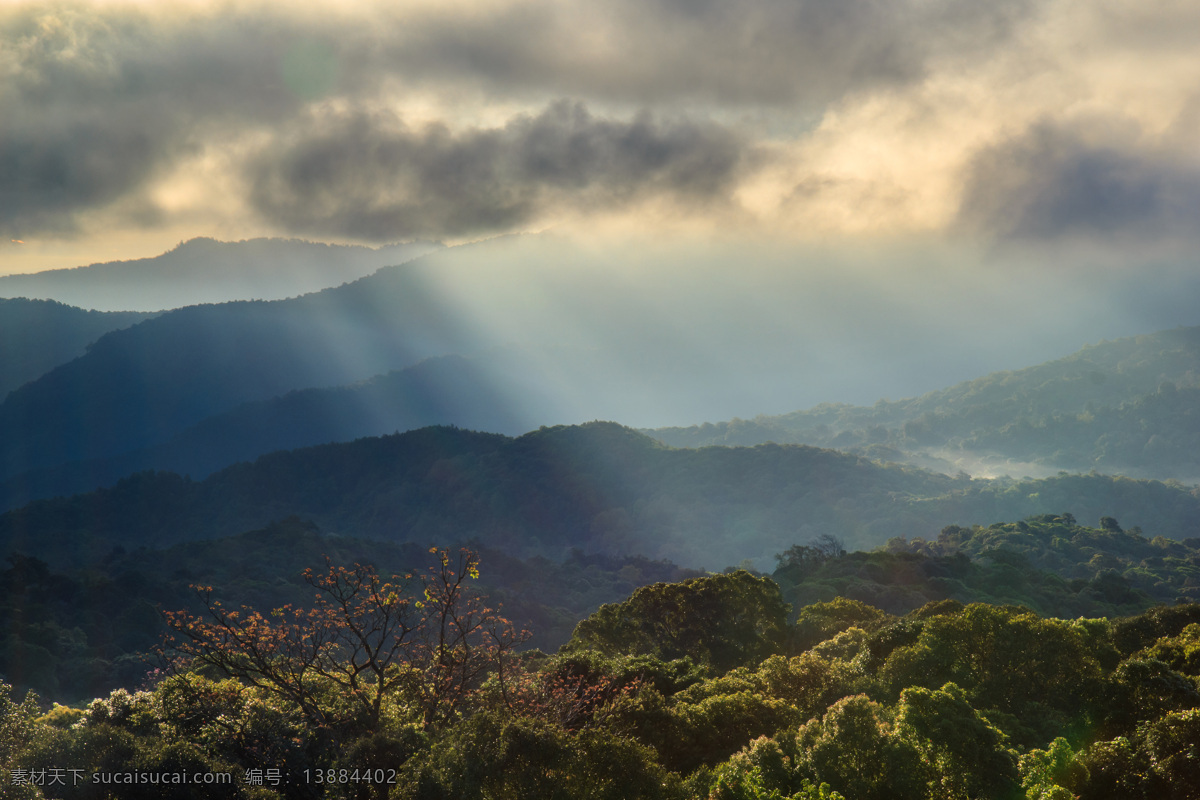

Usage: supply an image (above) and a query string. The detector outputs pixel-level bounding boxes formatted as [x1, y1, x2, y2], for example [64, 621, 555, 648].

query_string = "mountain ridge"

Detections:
[0, 236, 442, 311]
[4, 421, 1198, 572]
[648, 324, 1200, 482]
[0, 298, 153, 401]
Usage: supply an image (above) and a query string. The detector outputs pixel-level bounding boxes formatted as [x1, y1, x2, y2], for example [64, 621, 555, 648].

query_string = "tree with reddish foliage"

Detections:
[497, 658, 643, 732]
[163, 547, 528, 734]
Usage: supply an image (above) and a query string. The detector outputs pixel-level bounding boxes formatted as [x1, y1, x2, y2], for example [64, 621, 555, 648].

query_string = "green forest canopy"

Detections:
[7, 541, 1200, 799]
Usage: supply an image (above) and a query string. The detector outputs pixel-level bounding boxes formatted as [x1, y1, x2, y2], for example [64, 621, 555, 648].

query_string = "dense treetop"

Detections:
[6, 547, 1200, 799]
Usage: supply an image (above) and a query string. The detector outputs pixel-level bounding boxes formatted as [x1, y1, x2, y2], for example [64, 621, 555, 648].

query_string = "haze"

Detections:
[2, 0, 1199, 419]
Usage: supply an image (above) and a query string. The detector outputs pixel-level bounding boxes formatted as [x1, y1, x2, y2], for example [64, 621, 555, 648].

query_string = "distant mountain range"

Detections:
[0, 236, 439, 405]
[0, 241, 506, 482]
[2, 233, 1200, 572]
[650, 325, 1200, 483]
[0, 237, 441, 311]
[3, 421, 1198, 571]
[2, 233, 1200, 512]
[0, 233, 925, 492]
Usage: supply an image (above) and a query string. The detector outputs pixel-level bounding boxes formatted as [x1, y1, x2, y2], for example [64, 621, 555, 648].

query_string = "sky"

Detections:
[2, 0, 1199, 270]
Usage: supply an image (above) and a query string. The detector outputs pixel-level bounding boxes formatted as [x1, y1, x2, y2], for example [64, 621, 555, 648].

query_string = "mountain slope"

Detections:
[3, 422, 1198, 571]
[0, 237, 441, 311]
[0, 252, 481, 479]
[6, 233, 1199, 492]
[0, 342, 735, 510]
[0, 351, 564, 509]
[0, 232, 929, 483]
[0, 236, 616, 481]
[650, 325, 1200, 482]
[0, 298, 152, 400]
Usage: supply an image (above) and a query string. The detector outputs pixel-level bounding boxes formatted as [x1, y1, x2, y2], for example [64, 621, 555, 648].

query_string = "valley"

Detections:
[1, 236, 1199, 800]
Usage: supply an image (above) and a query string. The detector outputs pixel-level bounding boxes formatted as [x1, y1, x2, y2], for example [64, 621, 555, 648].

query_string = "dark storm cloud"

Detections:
[0, 0, 1038, 240]
[0, 114, 174, 234]
[0, 3, 322, 235]
[246, 101, 752, 240]
[957, 122, 1200, 244]
[380, 0, 1035, 107]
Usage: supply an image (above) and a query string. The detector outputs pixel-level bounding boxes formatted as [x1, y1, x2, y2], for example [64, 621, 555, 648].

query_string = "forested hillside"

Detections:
[7, 543, 1200, 799]
[6, 512, 1198, 709]
[651, 325, 1200, 482]
[8, 233, 1108, 498]
[0, 345, 709, 512]
[0, 352, 560, 511]
[0, 299, 151, 400]
[3, 423, 1199, 572]
[772, 513, 1200, 615]
[0, 517, 700, 704]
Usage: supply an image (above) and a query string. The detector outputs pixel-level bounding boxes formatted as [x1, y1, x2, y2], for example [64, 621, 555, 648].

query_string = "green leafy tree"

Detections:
[793, 695, 925, 800]
[1141, 707, 1200, 799]
[711, 735, 846, 800]
[0, 681, 43, 800]
[154, 672, 318, 780]
[566, 571, 791, 674]
[1136, 623, 1200, 675]
[793, 598, 890, 651]
[878, 604, 1103, 741]
[1019, 738, 1087, 800]
[402, 712, 681, 800]
[1102, 658, 1200, 736]
[669, 690, 797, 773]
[751, 654, 855, 722]
[894, 682, 1018, 800]
[1073, 736, 1146, 800]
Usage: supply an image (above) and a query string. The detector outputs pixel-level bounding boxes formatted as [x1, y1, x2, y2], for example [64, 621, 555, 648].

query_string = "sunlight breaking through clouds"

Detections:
[1, 0, 1198, 273]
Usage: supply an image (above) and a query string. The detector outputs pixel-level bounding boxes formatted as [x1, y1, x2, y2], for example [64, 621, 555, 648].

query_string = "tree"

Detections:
[895, 682, 1019, 799]
[794, 597, 890, 652]
[1140, 707, 1200, 798]
[794, 695, 926, 800]
[774, 536, 846, 578]
[402, 712, 682, 800]
[774, 546, 825, 575]
[0, 681, 43, 800]
[164, 548, 528, 734]
[1102, 658, 1200, 736]
[565, 571, 792, 674]
[878, 604, 1103, 731]
[1019, 737, 1086, 800]
[712, 735, 846, 800]
[1074, 736, 1146, 800]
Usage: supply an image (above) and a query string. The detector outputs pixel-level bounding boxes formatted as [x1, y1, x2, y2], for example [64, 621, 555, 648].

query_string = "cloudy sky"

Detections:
[2, 0, 1198, 276]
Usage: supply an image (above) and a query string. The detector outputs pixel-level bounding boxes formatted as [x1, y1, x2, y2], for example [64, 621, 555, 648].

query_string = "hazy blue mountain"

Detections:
[0, 350, 567, 509]
[4, 233, 1197, 491]
[3, 422, 1198, 571]
[0, 256, 481, 480]
[0, 233, 937, 484]
[0, 342, 730, 510]
[0, 298, 152, 400]
[0, 237, 441, 311]
[649, 325, 1200, 483]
